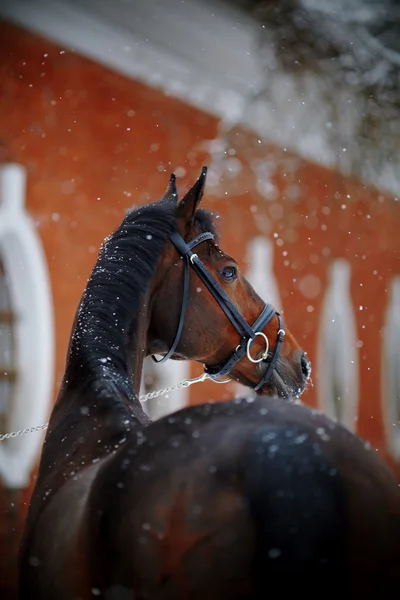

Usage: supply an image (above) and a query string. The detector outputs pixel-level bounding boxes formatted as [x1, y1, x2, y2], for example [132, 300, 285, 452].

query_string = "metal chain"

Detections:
[0, 424, 49, 441]
[0, 372, 230, 441]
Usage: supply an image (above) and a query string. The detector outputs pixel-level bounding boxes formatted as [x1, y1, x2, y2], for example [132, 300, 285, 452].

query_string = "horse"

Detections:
[19, 168, 399, 599]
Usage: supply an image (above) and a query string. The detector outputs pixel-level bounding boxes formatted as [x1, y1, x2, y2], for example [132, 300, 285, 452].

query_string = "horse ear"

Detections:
[160, 172, 178, 203]
[176, 166, 207, 223]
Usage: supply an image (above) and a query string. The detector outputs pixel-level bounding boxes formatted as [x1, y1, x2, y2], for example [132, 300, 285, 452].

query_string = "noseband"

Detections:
[152, 231, 285, 391]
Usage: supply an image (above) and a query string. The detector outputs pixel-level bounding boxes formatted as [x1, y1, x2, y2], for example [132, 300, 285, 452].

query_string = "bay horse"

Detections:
[20, 168, 399, 599]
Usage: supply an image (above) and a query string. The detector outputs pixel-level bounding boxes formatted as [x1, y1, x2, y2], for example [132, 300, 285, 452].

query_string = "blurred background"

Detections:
[0, 0, 399, 596]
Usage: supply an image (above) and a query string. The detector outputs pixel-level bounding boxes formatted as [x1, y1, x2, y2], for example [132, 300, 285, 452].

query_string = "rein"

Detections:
[153, 231, 285, 391]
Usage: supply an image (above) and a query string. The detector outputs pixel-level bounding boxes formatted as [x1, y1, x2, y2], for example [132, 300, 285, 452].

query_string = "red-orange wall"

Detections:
[1, 20, 399, 599]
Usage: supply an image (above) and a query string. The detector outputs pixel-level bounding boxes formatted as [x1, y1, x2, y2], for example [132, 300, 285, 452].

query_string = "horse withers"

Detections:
[19, 168, 399, 599]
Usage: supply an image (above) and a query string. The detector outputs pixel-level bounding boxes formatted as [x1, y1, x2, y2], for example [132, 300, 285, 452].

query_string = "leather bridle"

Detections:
[152, 230, 285, 391]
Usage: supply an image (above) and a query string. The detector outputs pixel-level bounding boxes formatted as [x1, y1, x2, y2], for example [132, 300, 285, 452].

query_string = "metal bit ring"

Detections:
[246, 332, 269, 364]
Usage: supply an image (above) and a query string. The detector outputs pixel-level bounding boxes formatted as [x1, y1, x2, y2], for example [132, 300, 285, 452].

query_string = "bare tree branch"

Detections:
[221, 0, 400, 190]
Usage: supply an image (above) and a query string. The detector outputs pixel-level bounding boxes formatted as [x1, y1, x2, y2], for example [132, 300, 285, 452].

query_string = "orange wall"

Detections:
[0, 19, 399, 598]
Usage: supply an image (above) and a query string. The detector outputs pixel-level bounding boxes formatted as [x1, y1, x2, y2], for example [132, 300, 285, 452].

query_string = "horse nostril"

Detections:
[301, 353, 311, 378]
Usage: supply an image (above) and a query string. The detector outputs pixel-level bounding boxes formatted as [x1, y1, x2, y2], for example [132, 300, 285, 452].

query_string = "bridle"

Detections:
[0, 227, 286, 443]
[152, 230, 285, 391]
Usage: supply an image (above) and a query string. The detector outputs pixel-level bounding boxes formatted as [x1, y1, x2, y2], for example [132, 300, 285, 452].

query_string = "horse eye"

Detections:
[220, 266, 237, 282]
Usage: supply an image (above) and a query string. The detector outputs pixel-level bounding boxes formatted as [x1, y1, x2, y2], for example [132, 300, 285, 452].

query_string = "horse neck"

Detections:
[26, 206, 179, 526]
[60, 278, 151, 425]
[58, 205, 179, 419]
[29, 274, 155, 511]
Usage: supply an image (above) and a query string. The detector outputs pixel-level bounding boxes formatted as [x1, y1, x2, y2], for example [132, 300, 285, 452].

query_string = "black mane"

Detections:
[63, 201, 217, 397]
